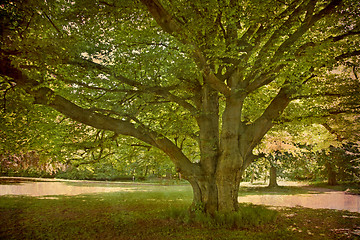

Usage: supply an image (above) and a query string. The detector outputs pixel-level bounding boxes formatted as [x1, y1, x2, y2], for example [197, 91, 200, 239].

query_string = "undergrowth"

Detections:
[166, 203, 278, 228]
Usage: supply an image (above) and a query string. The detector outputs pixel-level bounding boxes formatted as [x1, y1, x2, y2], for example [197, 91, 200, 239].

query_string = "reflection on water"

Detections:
[0, 181, 137, 196]
[238, 191, 360, 213]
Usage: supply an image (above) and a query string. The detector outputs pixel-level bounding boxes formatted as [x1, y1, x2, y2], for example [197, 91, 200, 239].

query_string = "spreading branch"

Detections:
[140, 0, 229, 97]
[0, 55, 198, 177]
[245, 86, 292, 149]
[68, 58, 198, 114]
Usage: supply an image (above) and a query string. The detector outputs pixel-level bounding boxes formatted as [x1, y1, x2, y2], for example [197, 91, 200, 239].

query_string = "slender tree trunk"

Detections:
[326, 163, 337, 186]
[268, 166, 278, 187]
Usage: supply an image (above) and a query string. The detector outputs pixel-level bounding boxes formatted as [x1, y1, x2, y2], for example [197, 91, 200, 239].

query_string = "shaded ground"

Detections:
[0, 180, 359, 239]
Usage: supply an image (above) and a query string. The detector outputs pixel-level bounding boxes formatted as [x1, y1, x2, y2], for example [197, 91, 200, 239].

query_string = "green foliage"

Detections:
[55, 159, 180, 181]
[248, 142, 360, 183]
[3, 168, 52, 178]
[55, 167, 94, 180]
[0, 78, 95, 168]
[316, 142, 360, 183]
[1, 0, 360, 212]
[246, 139, 353, 188]
[55, 163, 134, 181]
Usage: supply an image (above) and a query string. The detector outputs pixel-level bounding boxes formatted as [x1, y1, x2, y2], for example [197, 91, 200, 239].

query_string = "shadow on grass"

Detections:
[308, 181, 360, 193]
[0, 177, 49, 185]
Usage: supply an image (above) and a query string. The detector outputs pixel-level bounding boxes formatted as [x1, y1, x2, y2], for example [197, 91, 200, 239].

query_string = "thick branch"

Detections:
[250, 0, 342, 76]
[273, 0, 342, 60]
[38, 87, 198, 176]
[245, 87, 292, 148]
[203, 67, 231, 97]
[246, 64, 286, 93]
[335, 50, 360, 61]
[140, 0, 236, 110]
[140, 0, 183, 36]
[69, 58, 197, 113]
[295, 31, 360, 57]
[0, 57, 198, 177]
[252, 0, 311, 66]
[69, 58, 142, 88]
[33, 87, 157, 145]
[322, 122, 345, 142]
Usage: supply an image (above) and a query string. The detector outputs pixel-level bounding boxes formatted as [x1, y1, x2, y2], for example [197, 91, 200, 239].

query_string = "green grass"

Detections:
[238, 185, 315, 196]
[309, 181, 360, 194]
[0, 183, 360, 239]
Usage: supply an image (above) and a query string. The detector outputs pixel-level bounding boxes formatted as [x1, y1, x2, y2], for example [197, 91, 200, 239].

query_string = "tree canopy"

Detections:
[1, 0, 359, 213]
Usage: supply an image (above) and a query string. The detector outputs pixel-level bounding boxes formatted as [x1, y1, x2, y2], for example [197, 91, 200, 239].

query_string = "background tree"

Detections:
[315, 142, 360, 185]
[1, 0, 360, 214]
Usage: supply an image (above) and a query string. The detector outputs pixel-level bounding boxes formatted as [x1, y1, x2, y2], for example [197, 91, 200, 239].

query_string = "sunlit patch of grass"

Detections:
[309, 181, 360, 193]
[238, 186, 317, 196]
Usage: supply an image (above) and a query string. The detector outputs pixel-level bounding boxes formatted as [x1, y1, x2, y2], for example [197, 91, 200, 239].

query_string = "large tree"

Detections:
[1, 0, 359, 213]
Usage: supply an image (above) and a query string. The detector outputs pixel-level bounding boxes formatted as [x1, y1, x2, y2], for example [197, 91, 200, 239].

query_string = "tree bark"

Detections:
[251, 172, 255, 184]
[268, 166, 278, 188]
[326, 163, 337, 186]
[188, 167, 243, 214]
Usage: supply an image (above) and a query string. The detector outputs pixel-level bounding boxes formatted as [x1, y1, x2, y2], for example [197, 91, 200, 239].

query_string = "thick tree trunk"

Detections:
[188, 168, 242, 214]
[188, 176, 218, 213]
[215, 169, 242, 212]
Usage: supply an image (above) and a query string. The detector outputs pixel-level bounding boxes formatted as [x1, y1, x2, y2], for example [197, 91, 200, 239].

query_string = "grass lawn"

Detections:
[0, 182, 359, 239]
[309, 181, 360, 195]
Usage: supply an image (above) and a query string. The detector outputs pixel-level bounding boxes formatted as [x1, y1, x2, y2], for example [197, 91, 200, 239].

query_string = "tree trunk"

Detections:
[251, 172, 255, 184]
[326, 163, 337, 186]
[268, 166, 278, 187]
[188, 168, 242, 214]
